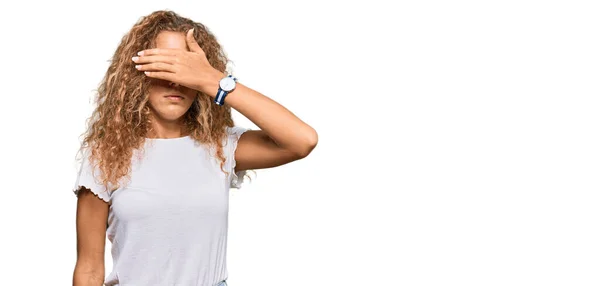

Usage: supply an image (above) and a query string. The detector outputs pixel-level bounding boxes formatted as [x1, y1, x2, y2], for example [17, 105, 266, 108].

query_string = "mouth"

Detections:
[165, 94, 185, 101]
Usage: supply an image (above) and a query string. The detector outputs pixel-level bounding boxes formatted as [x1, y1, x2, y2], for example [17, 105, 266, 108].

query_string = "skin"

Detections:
[145, 31, 198, 137]
[74, 29, 318, 285]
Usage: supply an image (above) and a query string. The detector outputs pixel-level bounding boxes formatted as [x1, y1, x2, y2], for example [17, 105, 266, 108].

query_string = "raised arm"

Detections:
[73, 187, 109, 286]
[225, 82, 318, 171]
[134, 29, 318, 172]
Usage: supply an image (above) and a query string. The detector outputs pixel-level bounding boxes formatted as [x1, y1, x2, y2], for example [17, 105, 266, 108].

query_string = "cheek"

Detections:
[183, 87, 198, 98]
[147, 87, 162, 105]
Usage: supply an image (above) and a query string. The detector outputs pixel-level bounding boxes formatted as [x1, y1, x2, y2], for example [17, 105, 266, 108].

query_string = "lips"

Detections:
[165, 94, 185, 101]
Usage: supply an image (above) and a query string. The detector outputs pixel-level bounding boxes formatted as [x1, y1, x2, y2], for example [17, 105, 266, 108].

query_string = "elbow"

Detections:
[73, 259, 105, 285]
[294, 128, 318, 158]
[73, 268, 105, 286]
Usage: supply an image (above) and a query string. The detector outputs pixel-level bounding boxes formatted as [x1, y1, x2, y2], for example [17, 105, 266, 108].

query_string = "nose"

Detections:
[169, 81, 179, 88]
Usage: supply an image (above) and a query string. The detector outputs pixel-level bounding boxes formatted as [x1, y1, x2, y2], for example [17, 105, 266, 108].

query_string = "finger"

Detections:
[143, 71, 175, 82]
[186, 28, 204, 54]
[132, 55, 175, 64]
[137, 48, 180, 57]
[135, 62, 176, 73]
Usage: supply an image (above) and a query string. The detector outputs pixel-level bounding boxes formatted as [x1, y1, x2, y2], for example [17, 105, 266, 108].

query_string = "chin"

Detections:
[150, 106, 191, 122]
[163, 110, 189, 121]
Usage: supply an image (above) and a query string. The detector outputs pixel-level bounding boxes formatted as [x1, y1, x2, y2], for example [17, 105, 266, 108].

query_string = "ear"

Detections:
[186, 28, 203, 53]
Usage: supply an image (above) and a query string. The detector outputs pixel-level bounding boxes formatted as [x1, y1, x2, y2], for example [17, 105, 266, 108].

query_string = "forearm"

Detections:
[202, 73, 317, 156]
[229, 83, 317, 155]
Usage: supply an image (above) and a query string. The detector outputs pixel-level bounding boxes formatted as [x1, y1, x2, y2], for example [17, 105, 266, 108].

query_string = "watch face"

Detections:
[219, 77, 236, 91]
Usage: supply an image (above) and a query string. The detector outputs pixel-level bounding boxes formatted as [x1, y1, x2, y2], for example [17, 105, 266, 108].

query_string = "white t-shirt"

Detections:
[73, 126, 250, 286]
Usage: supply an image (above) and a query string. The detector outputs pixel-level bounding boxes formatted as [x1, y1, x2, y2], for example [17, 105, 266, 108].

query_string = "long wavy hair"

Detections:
[75, 10, 239, 192]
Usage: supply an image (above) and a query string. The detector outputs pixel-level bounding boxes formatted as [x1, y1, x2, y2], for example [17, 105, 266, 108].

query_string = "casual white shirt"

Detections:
[73, 126, 249, 286]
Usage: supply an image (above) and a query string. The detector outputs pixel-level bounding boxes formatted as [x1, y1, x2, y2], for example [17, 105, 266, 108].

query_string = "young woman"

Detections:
[72, 10, 317, 286]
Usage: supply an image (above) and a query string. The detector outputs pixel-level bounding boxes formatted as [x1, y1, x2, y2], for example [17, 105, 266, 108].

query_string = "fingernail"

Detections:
[135, 65, 141, 69]
[137, 51, 144, 56]
[132, 56, 139, 62]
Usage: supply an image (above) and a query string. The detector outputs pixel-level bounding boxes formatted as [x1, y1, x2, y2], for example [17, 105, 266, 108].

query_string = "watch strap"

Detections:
[214, 75, 237, 106]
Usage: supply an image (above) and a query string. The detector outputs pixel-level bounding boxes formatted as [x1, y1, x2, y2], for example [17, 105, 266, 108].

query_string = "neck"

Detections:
[146, 114, 188, 139]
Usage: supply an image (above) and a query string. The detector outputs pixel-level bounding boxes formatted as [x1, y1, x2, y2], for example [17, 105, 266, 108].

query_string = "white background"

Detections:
[0, 0, 599, 285]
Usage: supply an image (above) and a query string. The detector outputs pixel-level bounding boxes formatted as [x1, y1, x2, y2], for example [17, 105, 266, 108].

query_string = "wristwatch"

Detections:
[214, 75, 237, 106]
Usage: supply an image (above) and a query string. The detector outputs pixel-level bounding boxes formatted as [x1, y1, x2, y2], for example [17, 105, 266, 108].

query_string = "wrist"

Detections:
[213, 74, 238, 106]
[198, 70, 226, 98]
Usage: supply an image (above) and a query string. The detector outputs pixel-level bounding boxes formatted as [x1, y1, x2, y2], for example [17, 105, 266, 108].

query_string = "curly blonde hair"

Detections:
[75, 10, 239, 192]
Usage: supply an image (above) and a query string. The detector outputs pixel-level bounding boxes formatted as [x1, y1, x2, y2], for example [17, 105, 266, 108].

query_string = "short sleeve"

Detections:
[73, 148, 112, 203]
[225, 126, 250, 189]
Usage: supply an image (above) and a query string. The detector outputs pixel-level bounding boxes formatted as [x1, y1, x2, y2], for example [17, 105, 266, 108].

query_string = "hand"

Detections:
[132, 28, 225, 96]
